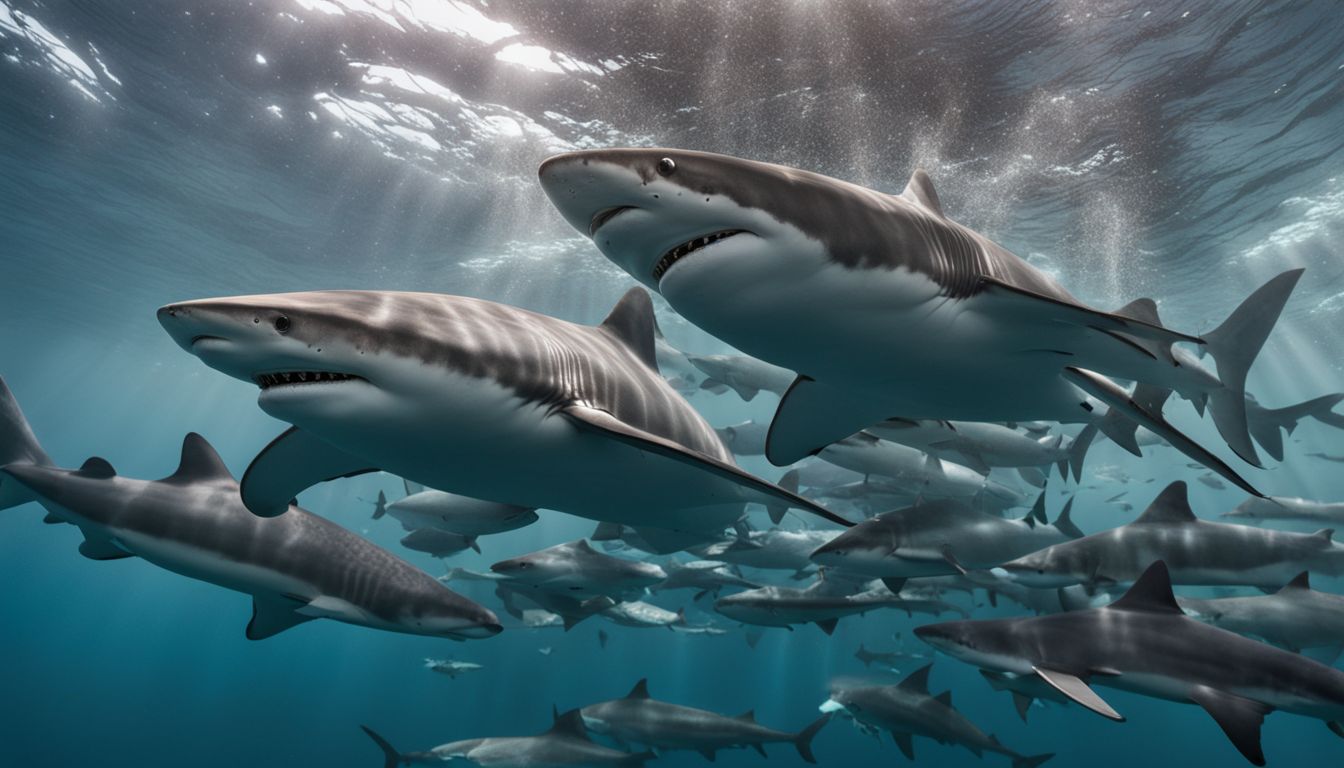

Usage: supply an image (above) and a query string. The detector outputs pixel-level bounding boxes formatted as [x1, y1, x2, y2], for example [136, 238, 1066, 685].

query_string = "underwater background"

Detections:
[3, 1, 1344, 766]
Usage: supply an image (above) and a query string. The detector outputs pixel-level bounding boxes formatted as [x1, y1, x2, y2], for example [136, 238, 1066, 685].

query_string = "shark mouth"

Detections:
[254, 371, 363, 390]
[589, 206, 637, 236]
[652, 230, 745, 281]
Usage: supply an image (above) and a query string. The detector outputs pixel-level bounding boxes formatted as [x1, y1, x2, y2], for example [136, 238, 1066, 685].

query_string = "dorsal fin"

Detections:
[76, 456, 116, 479]
[898, 663, 933, 694]
[163, 433, 234, 484]
[933, 690, 953, 707]
[572, 539, 598, 554]
[600, 287, 659, 372]
[1108, 561, 1184, 614]
[1312, 528, 1335, 543]
[625, 678, 650, 699]
[901, 169, 944, 217]
[547, 708, 591, 739]
[1280, 571, 1311, 592]
[1133, 482, 1197, 525]
[735, 709, 756, 723]
[1114, 298, 1163, 326]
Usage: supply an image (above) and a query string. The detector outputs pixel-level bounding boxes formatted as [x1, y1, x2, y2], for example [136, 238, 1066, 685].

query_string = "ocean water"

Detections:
[2, 1, 1344, 766]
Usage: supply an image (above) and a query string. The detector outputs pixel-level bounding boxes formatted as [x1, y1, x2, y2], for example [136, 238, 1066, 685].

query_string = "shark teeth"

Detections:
[652, 229, 745, 281]
[254, 371, 361, 390]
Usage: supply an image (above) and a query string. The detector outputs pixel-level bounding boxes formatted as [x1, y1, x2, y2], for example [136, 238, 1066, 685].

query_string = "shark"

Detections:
[492, 582, 615, 632]
[693, 527, 838, 578]
[714, 419, 770, 456]
[714, 574, 968, 634]
[686, 353, 795, 402]
[0, 378, 499, 641]
[1223, 496, 1344, 526]
[1244, 392, 1344, 462]
[811, 495, 1085, 592]
[1177, 572, 1344, 663]
[538, 148, 1305, 494]
[868, 418, 1086, 480]
[361, 711, 653, 768]
[489, 539, 666, 601]
[385, 478, 539, 538]
[821, 665, 1053, 767]
[158, 287, 851, 553]
[998, 481, 1344, 590]
[979, 669, 1073, 723]
[579, 678, 830, 762]
[399, 528, 479, 559]
[600, 601, 685, 630]
[854, 641, 930, 670]
[424, 658, 483, 678]
[648, 559, 759, 600]
[916, 561, 1344, 765]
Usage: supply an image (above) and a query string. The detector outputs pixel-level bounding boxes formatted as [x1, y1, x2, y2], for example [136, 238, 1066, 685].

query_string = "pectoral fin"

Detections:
[891, 731, 915, 760]
[561, 404, 852, 528]
[246, 595, 316, 640]
[766, 376, 893, 466]
[240, 427, 378, 517]
[1032, 667, 1124, 721]
[1189, 686, 1271, 766]
[76, 528, 133, 561]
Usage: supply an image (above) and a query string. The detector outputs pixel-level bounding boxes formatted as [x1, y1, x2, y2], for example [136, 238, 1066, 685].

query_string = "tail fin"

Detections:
[402, 477, 424, 496]
[1252, 394, 1344, 461]
[1052, 497, 1084, 539]
[619, 751, 657, 768]
[371, 490, 387, 520]
[793, 713, 831, 764]
[360, 725, 402, 768]
[0, 377, 52, 510]
[1067, 422, 1098, 483]
[1013, 753, 1056, 768]
[591, 522, 625, 541]
[1203, 269, 1304, 467]
[766, 470, 800, 525]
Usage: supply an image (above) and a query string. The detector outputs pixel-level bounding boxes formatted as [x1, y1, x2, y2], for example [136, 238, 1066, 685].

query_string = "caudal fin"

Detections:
[1013, 753, 1056, 768]
[1203, 269, 1304, 467]
[793, 713, 831, 763]
[1067, 422, 1098, 483]
[360, 725, 402, 768]
[1250, 393, 1344, 462]
[1052, 497, 1084, 539]
[0, 377, 52, 510]
[766, 470, 800, 525]
[371, 490, 387, 520]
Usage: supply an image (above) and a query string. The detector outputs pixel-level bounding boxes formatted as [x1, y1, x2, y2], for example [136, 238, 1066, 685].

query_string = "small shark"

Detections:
[812, 495, 1084, 591]
[854, 642, 930, 670]
[1245, 392, 1344, 462]
[998, 481, 1344, 590]
[1223, 496, 1344, 525]
[979, 669, 1073, 722]
[714, 419, 770, 456]
[821, 665, 1053, 767]
[399, 528, 479, 559]
[580, 678, 830, 762]
[1178, 572, 1344, 663]
[600, 601, 684, 630]
[714, 574, 967, 634]
[424, 658, 483, 678]
[539, 150, 1305, 493]
[492, 582, 614, 632]
[386, 478, 538, 537]
[490, 540, 666, 601]
[648, 560, 759, 600]
[686, 353, 794, 402]
[916, 561, 1344, 765]
[693, 527, 838, 577]
[361, 711, 653, 768]
[158, 287, 850, 554]
[0, 378, 499, 641]
[869, 418, 1084, 480]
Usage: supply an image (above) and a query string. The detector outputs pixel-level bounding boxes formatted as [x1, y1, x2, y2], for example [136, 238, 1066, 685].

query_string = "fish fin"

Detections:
[766, 470, 800, 525]
[1028, 490, 1048, 524]
[891, 730, 915, 760]
[1068, 422, 1097, 482]
[1132, 482, 1198, 525]
[728, 382, 760, 402]
[599, 287, 659, 372]
[898, 663, 933, 694]
[240, 427, 378, 517]
[626, 678, 650, 699]
[934, 690, 953, 707]
[1189, 686, 1271, 766]
[794, 713, 830, 764]
[468, 537, 481, 554]
[620, 751, 657, 768]
[246, 595, 315, 640]
[766, 377, 892, 466]
[941, 546, 968, 575]
[815, 618, 839, 635]
[751, 743, 767, 757]
[1012, 692, 1034, 722]
[76, 528, 133, 560]
[41, 511, 64, 525]
[1108, 561, 1184, 614]
[1313, 528, 1335, 543]
[1280, 571, 1311, 592]
[1053, 496, 1085, 539]
[901, 169, 944, 217]
[161, 432, 234, 484]
[881, 577, 907, 595]
[1014, 754, 1056, 768]
[1031, 667, 1124, 721]
[75, 456, 116, 479]
[1063, 368, 1262, 497]
[371, 489, 387, 520]
[360, 726, 401, 768]
[547, 708, 592, 740]
[735, 709, 756, 723]
[1329, 721, 1344, 740]
[977, 276, 1202, 345]
[402, 477, 424, 496]
[696, 748, 717, 761]
[561, 403, 852, 528]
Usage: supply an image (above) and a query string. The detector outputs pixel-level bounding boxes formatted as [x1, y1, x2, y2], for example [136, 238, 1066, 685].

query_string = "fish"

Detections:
[424, 658, 484, 678]
[998, 481, 1344, 591]
[714, 419, 770, 456]
[1223, 496, 1344, 525]
[979, 669, 1073, 723]
[600, 601, 684, 629]
[492, 582, 614, 632]
[869, 418, 1084, 480]
[693, 527, 838, 578]
[1178, 572, 1344, 663]
[399, 528, 479, 559]
[714, 573, 968, 634]
[538, 149, 1304, 493]
[648, 559, 759, 600]
[1244, 392, 1344, 462]
[821, 665, 1053, 767]
[0, 378, 499, 641]
[361, 710, 654, 768]
[854, 642, 930, 670]
[686, 353, 795, 402]
[158, 287, 851, 554]
[386, 478, 539, 537]
[916, 561, 1344, 765]
[580, 678, 830, 762]
[490, 540, 665, 601]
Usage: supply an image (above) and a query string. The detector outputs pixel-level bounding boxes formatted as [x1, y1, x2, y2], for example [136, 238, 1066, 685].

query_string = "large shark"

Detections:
[1177, 572, 1344, 663]
[811, 495, 1084, 591]
[538, 149, 1304, 493]
[158, 287, 851, 553]
[0, 378, 499, 641]
[579, 678, 830, 762]
[820, 665, 1053, 767]
[915, 561, 1344, 765]
[361, 711, 653, 768]
[998, 482, 1344, 591]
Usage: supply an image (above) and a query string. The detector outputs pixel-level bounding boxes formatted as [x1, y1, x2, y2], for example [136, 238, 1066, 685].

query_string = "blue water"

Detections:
[3, 1, 1344, 766]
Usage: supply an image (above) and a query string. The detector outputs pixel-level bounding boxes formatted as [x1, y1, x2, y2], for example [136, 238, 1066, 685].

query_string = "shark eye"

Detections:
[274, 315, 291, 334]
[656, 157, 676, 176]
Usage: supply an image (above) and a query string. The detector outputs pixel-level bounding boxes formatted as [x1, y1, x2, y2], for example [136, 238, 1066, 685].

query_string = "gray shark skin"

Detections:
[821, 665, 1053, 767]
[580, 678, 830, 762]
[854, 642, 930, 670]
[812, 496, 1084, 587]
[490, 540, 666, 600]
[1224, 496, 1344, 525]
[600, 601, 684, 629]
[386, 477, 539, 537]
[0, 379, 499, 641]
[362, 710, 653, 768]
[818, 433, 1031, 513]
[869, 418, 1078, 478]
[538, 148, 1304, 493]
[648, 560, 759, 600]
[1244, 392, 1344, 462]
[1178, 572, 1344, 662]
[492, 582, 615, 632]
[686, 353, 794, 402]
[714, 574, 968, 634]
[400, 528, 479, 559]
[916, 561, 1344, 765]
[157, 287, 851, 548]
[999, 482, 1344, 590]
[693, 527, 838, 575]
[714, 419, 769, 456]
[424, 658, 483, 678]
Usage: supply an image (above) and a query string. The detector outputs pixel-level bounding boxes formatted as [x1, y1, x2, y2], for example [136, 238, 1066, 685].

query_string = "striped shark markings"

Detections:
[158, 287, 851, 550]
